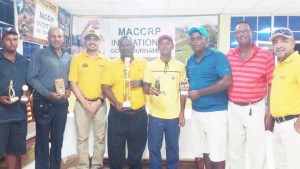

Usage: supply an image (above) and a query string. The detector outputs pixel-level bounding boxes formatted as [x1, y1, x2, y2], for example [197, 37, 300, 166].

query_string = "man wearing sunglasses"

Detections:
[226, 21, 275, 169]
[269, 27, 300, 169]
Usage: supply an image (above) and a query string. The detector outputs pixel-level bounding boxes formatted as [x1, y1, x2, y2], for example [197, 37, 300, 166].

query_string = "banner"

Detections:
[72, 16, 218, 63]
[17, 0, 65, 45]
[33, 0, 58, 40]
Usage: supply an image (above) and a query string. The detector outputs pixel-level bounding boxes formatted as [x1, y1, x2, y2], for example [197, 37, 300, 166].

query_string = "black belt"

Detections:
[86, 98, 99, 102]
[110, 104, 145, 115]
[274, 115, 299, 123]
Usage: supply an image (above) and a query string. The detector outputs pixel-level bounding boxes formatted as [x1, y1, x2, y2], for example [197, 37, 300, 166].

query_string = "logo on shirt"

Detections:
[82, 63, 88, 68]
[280, 75, 286, 79]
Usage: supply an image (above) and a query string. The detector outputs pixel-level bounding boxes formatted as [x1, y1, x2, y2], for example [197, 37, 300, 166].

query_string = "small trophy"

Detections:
[8, 80, 19, 102]
[54, 78, 65, 95]
[123, 57, 131, 110]
[180, 78, 189, 96]
[21, 85, 29, 102]
[154, 78, 160, 96]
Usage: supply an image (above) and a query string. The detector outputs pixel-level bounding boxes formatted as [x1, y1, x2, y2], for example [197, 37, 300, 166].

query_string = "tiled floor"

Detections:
[0, 147, 197, 169]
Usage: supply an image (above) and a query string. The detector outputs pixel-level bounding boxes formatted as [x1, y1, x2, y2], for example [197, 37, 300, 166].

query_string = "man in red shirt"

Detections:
[226, 21, 275, 169]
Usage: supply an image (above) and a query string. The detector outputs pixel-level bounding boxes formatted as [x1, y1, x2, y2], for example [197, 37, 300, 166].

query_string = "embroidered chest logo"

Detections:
[280, 75, 286, 79]
[82, 63, 88, 68]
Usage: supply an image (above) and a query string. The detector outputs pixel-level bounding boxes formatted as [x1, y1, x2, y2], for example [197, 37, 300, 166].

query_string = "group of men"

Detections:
[0, 19, 299, 169]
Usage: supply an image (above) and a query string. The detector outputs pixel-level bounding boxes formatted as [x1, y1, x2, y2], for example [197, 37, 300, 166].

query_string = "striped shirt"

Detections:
[226, 44, 275, 103]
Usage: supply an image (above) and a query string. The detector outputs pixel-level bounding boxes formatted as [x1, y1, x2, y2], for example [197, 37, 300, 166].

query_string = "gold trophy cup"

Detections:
[123, 57, 131, 110]
[8, 80, 19, 102]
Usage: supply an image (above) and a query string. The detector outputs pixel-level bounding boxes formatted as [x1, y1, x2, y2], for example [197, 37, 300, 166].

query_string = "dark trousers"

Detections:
[108, 106, 148, 169]
[33, 99, 68, 169]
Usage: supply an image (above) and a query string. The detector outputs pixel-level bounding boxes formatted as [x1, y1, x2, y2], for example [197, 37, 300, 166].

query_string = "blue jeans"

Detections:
[33, 99, 68, 169]
[148, 115, 180, 169]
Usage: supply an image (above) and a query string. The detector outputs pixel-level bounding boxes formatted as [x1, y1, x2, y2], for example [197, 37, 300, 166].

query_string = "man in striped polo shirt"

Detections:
[226, 21, 275, 169]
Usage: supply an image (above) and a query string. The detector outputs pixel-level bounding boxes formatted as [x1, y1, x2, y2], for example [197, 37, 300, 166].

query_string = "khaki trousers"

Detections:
[74, 100, 107, 169]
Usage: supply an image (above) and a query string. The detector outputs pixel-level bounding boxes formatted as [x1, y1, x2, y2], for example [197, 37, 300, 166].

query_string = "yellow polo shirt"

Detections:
[270, 51, 300, 117]
[68, 50, 110, 99]
[101, 56, 147, 109]
[144, 58, 186, 119]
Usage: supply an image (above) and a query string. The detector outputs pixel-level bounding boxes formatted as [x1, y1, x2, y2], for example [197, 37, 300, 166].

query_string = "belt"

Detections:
[230, 99, 263, 106]
[85, 97, 105, 103]
[110, 104, 145, 115]
[274, 115, 299, 123]
[86, 98, 99, 102]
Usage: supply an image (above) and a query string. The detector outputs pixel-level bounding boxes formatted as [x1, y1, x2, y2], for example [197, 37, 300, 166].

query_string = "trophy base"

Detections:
[10, 97, 19, 102]
[21, 96, 28, 102]
[122, 101, 131, 111]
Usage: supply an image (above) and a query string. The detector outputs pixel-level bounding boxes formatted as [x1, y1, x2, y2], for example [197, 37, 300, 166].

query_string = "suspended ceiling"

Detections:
[52, 0, 300, 17]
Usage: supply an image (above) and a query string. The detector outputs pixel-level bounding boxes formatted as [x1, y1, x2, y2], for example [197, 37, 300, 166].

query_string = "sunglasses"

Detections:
[271, 29, 293, 36]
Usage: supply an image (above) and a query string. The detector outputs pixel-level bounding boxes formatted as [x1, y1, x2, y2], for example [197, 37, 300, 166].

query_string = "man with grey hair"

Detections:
[27, 27, 72, 169]
[269, 27, 300, 169]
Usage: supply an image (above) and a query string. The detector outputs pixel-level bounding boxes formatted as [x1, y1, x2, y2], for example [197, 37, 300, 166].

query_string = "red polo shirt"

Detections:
[226, 44, 275, 103]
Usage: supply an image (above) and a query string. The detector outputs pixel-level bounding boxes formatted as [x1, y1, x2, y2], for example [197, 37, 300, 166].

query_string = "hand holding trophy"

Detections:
[122, 57, 131, 110]
[21, 85, 29, 102]
[180, 78, 189, 96]
[55, 78, 66, 95]
[154, 78, 161, 96]
[8, 80, 19, 102]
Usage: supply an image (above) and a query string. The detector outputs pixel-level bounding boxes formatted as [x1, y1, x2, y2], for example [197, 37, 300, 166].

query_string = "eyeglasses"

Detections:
[271, 29, 293, 36]
[235, 29, 251, 35]
[164, 62, 169, 74]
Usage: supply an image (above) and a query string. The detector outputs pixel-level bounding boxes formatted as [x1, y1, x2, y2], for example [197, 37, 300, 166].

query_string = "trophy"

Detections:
[122, 57, 131, 110]
[180, 78, 189, 96]
[54, 78, 65, 95]
[154, 78, 160, 96]
[21, 85, 29, 102]
[8, 80, 19, 102]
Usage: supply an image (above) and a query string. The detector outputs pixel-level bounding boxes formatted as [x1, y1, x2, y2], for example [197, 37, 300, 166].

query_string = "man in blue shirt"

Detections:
[186, 27, 232, 169]
[27, 27, 71, 169]
[0, 27, 29, 169]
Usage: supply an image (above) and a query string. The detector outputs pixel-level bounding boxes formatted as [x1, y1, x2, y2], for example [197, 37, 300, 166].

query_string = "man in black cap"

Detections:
[0, 27, 29, 169]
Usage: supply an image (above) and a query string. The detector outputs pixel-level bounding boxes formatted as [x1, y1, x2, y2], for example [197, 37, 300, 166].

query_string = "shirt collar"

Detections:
[0, 49, 23, 61]
[279, 51, 299, 65]
[191, 47, 213, 62]
[233, 44, 259, 61]
[83, 50, 104, 59]
[116, 56, 137, 64]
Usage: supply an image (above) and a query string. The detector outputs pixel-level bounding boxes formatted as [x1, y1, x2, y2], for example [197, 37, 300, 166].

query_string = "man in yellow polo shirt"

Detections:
[269, 27, 300, 169]
[143, 35, 186, 169]
[101, 36, 148, 169]
[69, 29, 110, 169]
